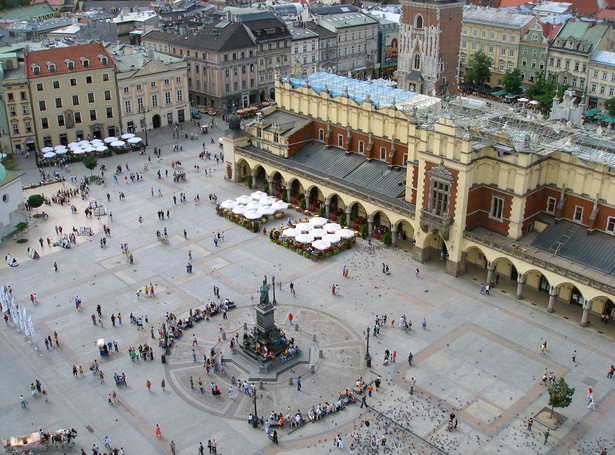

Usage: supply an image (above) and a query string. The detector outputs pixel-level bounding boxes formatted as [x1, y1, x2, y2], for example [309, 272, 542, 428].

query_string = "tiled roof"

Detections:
[594, 8, 615, 19]
[568, 0, 600, 15]
[253, 110, 311, 138]
[25, 42, 114, 78]
[553, 20, 609, 47]
[143, 22, 255, 52]
[242, 17, 292, 41]
[591, 49, 615, 66]
[540, 21, 562, 41]
[531, 219, 615, 276]
[463, 6, 535, 29]
[0, 3, 54, 20]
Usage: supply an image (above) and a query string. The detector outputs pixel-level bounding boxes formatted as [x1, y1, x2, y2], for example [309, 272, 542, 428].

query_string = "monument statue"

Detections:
[259, 278, 270, 308]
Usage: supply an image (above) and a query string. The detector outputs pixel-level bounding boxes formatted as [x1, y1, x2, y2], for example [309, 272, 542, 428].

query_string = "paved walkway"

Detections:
[0, 121, 613, 455]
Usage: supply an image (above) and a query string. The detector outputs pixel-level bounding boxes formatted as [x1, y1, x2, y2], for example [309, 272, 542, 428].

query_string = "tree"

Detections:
[465, 51, 492, 86]
[15, 221, 28, 241]
[547, 377, 575, 418]
[27, 194, 45, 215]
[526, 72, 557, 116]
[605, 98, 615, 116]
[502, 69, 522, 95]
[82, 155, 98, 177]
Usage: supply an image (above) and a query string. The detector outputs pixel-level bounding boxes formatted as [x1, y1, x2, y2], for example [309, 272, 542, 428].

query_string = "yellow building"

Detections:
[461, 7, 535, 87]
[223, 73, 615, 329]
[2, 56, 35, 155]
[24, 43, 120, 148]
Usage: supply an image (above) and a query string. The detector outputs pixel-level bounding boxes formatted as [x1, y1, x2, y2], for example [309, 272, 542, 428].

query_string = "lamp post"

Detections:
[139, 107, 150, 146]
[364, 326, 371, 368]
[272, 275, 277, 305]
[252, 389, 258, 428]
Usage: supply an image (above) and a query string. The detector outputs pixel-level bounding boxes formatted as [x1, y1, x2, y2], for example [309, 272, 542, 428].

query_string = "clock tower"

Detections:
[397, 0, 464, 97]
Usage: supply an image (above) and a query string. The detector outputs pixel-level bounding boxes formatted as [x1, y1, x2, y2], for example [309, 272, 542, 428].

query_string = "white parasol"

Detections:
[54, 145, 67, 151]
[338, 229, 355, 239]
[55, 148, 67, 155]
[251, 191, 267, 201]
[121, 133, 136, 139]
[68, 142, 79, 148]
[295, 234, 315, 244]
[296, 222, 313, 232]
[260, 197, 277, 206]
[312, 239, 332, 250]
[281, 228, 300, 238]
[309, 216, 327, 227]
[243, 210, 261, 220]
[324, 223, 341, 232]
[232, 205, 249, 215]
[127, 137, 142, 144]
[517, 97, 529, 102]
[90, 139, 103, 145]
[309, 228, 327, 238]
[95, 146, 108, 152]
[272, 201, 289, 211]
[43, 151, 56, 158]
[73, 149, 86, 155]
[42, 147, 54, 153]
[220, 199, 238, 209]
[258, 206, 276, 216]
[111, 140, 126, 147]
[322, 233, 341, 243]
[236, 195, 252, 205]
[104, 137, 118, 143]
[245, 201, 262, 210]
[529, 100, 539, 105]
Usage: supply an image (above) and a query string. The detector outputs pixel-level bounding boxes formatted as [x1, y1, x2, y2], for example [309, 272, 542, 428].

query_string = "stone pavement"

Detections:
[0, 121, 614, 455]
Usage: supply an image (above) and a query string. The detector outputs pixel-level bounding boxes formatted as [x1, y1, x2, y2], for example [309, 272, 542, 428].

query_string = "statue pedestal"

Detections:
[256, 304, 275, 334]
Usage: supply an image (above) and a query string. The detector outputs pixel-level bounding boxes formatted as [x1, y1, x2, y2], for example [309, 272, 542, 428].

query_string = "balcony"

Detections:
[420, 208, 452, 240]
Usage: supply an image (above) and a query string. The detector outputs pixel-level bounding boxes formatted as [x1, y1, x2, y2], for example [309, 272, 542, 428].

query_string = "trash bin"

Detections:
[161, 354, 166, 364]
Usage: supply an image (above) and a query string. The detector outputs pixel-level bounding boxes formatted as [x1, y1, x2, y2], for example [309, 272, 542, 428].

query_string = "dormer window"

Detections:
[67, 61, 74, 69]
[98, 54, 108, 65]
[80, 57, 90, 67]
[48, 63, 56, 72]
[32, 65, 40, 75]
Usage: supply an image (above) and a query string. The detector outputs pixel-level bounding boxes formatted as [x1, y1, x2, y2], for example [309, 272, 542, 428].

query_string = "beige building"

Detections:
[2, 56, 35, 155]
[25, 43, 120, 148]
[115, 50, 189, 140]
[588, 50, 615, 110]
[223, 72, 615, 330]
[461, 7, 535, 87]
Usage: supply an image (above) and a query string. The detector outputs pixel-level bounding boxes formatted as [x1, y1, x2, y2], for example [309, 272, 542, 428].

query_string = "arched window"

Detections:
[414, 54, 421, 70]
[67, 61, 74, 69]
[415, 14, 423, 29]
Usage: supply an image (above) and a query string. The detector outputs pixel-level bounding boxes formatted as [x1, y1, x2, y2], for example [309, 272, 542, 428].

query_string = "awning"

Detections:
[584, 108, 601, 117]
[492, 90, 507, 96]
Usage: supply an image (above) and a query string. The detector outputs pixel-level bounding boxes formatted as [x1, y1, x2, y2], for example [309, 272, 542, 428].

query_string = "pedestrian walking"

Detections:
[161, 378, 166, 391]
[296, 376, 301, 391]
[572, 350, 576, 363]
[155, 424, 161, 438]
[103, 436, 111, 449]
[408, 352, 413, 366]
[527, 417, 533, 431]
[288, 313, 293, 325]
[543, 430, 549, 445]
[415, 268, 419, 277]
[170, 440, 176, 455]
[146, 380, 151, 392]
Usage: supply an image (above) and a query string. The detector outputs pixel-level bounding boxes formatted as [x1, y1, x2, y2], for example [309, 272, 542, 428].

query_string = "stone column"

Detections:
[391, 224, 397, 247]
[345, 207, 352, 227]
[250, 169, 256, 189]
[304, 192, 310, 210]
[286, 183, 292, 202]
[580, 299, 592, 327]
[547, 286, 558, 313]
[267, 176, 273, 195]
[486, 263, 495, 286]
[367, 215, 374, 237]
[325, 198, 330, 218]
[515, 274, 525, 300]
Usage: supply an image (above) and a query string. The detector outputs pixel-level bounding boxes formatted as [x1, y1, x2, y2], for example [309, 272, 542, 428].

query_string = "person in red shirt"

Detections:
[288, 313, 293, 325]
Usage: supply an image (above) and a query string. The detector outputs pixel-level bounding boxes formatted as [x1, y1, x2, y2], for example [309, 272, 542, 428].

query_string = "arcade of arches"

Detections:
[233, 158, 615, 328]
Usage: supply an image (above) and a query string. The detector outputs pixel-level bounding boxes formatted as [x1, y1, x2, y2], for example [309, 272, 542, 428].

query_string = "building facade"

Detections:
[115, 50, 189, 137]
[289, 25, 320, 77]
[398, 0, 464, 96]
[25, 43, 120, 148]
[222, 72, 615, 330]
[461, 7, 535, 87]
[588, 50, 615, 110]
[304, 23, 338, 75]
[1, 60, 35, 155]
[518, 21, 551, 84]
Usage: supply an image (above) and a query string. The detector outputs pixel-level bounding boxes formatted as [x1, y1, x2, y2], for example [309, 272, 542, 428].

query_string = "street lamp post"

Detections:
[364, 326, 371, 368]
[252, 389, 258, 428]
[139, 107, 150, 146]
[272, 275, 277, 305]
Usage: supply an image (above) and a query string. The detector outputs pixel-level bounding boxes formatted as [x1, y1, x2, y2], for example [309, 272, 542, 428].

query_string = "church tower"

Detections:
[397, 0, 464, 97]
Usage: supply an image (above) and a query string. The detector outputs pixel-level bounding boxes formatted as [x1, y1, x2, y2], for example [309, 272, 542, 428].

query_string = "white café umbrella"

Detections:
[68, 142, 79, 148]
[78, 140, 92, 146]
[220, 199, 238, 209]
[296, 222, 313, 232]
[281, 228, 300, 238]
[232, 205, 249, 215]
[111, 140, 126, 147]
[517, 97, 529, 102]
[251, 191, 267, 201]
[42, 147, 54, 153]
[312, 239, 332, 251]
[260, 197, 276, 206]
[309, 228, 327, 238]
[258, 206, 276, 216]
[54, 145, 67, 151]
[83, 146, 95, 152]
[243, 210, 261, 220]
[55, 148, 67, 155]
[90, 139, 103, 145]
[127, 137, 142, 144]
[322, 233, 341, 243]
[236, 195, 252, 205]
[295, 234, 314, 244]
[324, 222, 341, 232]
[309, 216, 327, 227]
[272, 201, 289, 211]
[43, 151, 56, 158]
[338, 229, 355, 239]
[245, 201, 262, 210]
[529, 100, 540, 105]
[121, 133, 135, 139]
[73, 149, 86, 155]
[104, 136, 118, 143]
[95, 146, 108, 152]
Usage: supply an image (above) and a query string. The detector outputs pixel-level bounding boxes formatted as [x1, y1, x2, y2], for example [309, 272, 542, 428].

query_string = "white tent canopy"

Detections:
[243, 210, 261, 220]
[251, 191, 267, 201]
[121, 133, 136, 139]
[338, 229, 355, 239]
[310, 216, 327, 226]
[324, 223, 341, 232]
[42, 147, 54, 153]
[232, 205, 249, 215]
[322, 233, 341, 243]
[295, 234, 315, 243]
[220, 199, 238, 209]
[127, 137, 142, 144]
[104, 137, 118, 143]
[111, 140, 126, 147]
[43, 151, 56, 158]
[272, 201, 289, 210]
[312, 239, 331, 250]
[258, 206, 276, 216]
[236, 195, 252, 205]
[309, 228, 326, 238]
[281, 228, 300, 238]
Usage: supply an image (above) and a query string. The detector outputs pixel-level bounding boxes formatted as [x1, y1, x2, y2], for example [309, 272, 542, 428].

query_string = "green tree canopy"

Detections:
[502, 69, 522, 95]
[465, 51, 492, 86]
[526, 72, 557, 116]
[0, 0, 30, 11]
[547, 377, 575, 418]
[82, 155, 98, 176]
[605, 98, 615, 116]
[15, 221, 27, 239]
[27, 194, 45, 214]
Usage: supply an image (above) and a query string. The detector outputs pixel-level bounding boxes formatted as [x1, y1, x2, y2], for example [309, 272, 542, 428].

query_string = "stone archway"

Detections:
[235, 158, 251, 186]
[371, 210, 391, 241]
